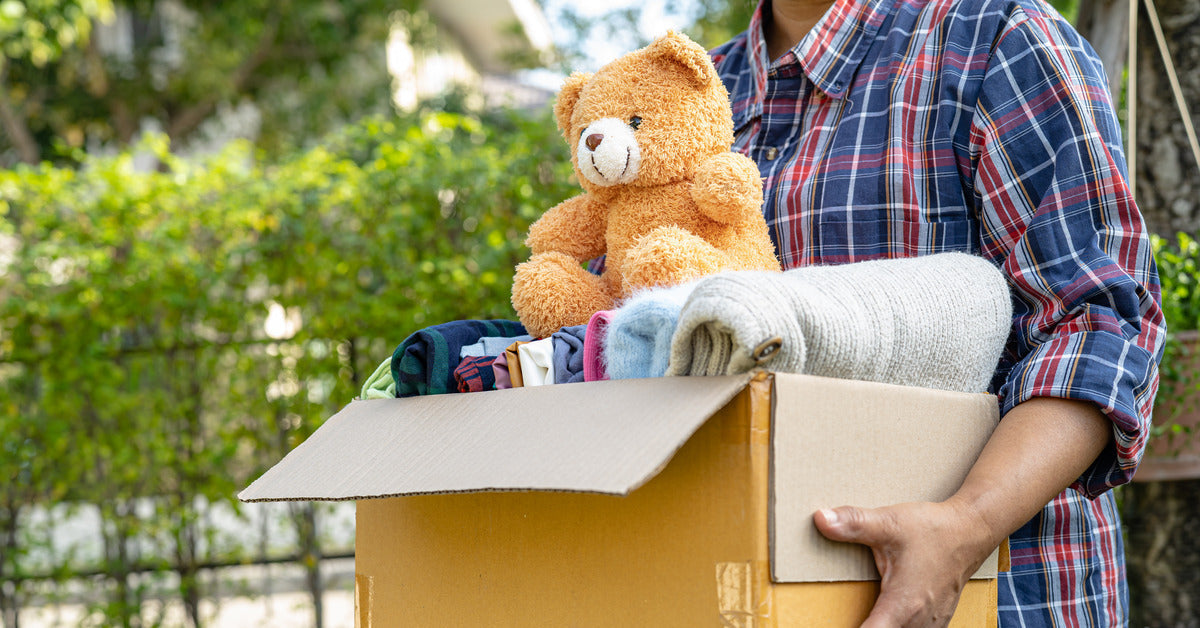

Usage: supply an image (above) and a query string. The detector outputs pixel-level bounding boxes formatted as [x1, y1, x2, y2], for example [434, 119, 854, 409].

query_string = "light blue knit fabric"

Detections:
[604, 282, 697, 379]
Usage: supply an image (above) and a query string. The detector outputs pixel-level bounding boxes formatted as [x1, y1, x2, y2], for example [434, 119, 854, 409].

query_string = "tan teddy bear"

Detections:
[510, 32, 781, 338]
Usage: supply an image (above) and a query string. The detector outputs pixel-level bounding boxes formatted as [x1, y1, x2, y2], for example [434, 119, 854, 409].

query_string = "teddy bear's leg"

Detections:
[621, 225, 731, 293]
[512, 251, 616, 338]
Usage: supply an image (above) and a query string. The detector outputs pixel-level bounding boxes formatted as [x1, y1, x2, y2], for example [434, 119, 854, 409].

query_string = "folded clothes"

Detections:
[360, 357, 397, 399]
[492, 351, 513, 390]
[518, 337, 556, 386]
[454, 355, 499, 393]
[583, 310, 613, 381]
[392, 319, 527, 397]
[503, 340, 529, 388]
[552, 325, 587, 384]
[460, 334, 534, 359]
[666, 253, 1012, 393]
[605, 282, 697, 380]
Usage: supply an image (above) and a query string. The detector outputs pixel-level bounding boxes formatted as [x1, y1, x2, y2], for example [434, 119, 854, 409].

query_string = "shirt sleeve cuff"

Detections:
[998, 330, 1160, 498]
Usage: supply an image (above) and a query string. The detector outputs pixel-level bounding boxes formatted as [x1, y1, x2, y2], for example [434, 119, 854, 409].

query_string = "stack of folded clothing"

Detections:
[361, 253, 1012, 399]
[359, 319, 598, 399]
[664, 253, 1011, 392]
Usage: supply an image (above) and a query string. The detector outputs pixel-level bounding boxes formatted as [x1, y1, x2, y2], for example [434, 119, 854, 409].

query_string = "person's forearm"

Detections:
[947, 396, 1112, 551]
[812, 396, 1114, 627]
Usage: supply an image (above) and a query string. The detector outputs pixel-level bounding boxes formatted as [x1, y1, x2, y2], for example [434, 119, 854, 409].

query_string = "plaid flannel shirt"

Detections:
[712, 1, 1165, 624]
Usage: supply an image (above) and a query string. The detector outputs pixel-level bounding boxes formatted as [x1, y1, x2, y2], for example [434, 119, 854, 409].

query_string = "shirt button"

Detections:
[765, 147, 778, 160]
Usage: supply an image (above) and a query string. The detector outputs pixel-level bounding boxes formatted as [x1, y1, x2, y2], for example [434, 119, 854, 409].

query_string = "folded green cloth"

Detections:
[360, 357, 396, 400]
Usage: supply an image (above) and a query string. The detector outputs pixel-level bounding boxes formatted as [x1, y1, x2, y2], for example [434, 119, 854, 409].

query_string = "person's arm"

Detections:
[814, 397, 1109, 627]
[815, 10, 1165, 627]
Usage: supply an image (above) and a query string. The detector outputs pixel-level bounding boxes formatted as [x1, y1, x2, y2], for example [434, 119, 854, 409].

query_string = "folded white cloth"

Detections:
[517, 337, 556, 386]
[665, 253, 1012, 393]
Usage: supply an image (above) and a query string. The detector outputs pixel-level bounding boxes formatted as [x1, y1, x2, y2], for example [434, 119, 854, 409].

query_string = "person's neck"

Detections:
[765, 0, 837, 60]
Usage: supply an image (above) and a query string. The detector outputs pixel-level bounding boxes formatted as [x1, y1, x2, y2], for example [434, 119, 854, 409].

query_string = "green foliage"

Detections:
[1151, 232, 1200, 442]
[1154, 232, 1200, 334]
[1046, 0, 1080, 22]
[0, 104, 575, 623]
[546, 0, 756, 69]
[671, 0, 757, 50]
[0, 0, 411, 165]
[0, 0, 113, 67]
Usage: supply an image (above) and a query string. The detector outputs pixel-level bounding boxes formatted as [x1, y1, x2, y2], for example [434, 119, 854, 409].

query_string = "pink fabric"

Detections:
[491, 351, 512, 390]
[583, 309, 614, 381]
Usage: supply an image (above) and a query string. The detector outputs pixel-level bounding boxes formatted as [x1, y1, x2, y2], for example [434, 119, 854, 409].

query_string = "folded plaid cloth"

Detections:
[392, 319, 527, 397]
[454, 355, 499, 393]
[666, 253, 1011, 393]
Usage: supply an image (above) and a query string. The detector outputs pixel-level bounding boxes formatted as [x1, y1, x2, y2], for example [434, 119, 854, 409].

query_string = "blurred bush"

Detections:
[0, 105, 575, 625]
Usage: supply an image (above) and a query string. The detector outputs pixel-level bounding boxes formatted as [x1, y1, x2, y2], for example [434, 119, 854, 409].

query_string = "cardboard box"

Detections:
[241, 371, 1004, 627]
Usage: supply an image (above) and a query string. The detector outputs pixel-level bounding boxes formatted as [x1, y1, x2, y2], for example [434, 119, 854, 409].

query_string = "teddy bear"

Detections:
[510, 31, 781, 339]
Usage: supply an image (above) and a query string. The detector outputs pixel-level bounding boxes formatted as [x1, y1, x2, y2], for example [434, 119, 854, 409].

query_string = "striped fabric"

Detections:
[391, 319, 527, 397]
[454, 355, 500, 393]
[711, 1, 1165, 625]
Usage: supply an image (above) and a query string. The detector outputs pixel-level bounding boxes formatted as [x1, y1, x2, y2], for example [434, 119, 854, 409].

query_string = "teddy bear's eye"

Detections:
[629, 116, 642, 130]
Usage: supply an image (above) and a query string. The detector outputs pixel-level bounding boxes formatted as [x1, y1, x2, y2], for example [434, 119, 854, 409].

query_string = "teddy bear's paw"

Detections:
[512, 252, 616, 338]
[622, 226, 728, 292]
[692, 152, 765, 225]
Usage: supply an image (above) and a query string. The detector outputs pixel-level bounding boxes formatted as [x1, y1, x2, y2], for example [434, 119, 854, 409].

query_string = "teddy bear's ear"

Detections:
[645, 31, 720, 89]
[554, 72, 593, 134]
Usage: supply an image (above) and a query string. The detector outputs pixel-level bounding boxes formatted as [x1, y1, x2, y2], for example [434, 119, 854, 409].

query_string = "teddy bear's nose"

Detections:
[585, 133, 604, 151]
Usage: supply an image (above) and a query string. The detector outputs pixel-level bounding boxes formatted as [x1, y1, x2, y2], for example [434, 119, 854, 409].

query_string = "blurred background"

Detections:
[2, 0, 1199, 626]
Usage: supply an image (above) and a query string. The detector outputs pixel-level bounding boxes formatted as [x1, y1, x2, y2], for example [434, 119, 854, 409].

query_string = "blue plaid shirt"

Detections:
[712, 0, 1165, 624]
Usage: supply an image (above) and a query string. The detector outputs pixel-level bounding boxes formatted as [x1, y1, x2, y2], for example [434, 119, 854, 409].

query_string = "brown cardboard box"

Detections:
[241, 371, 1004, 627]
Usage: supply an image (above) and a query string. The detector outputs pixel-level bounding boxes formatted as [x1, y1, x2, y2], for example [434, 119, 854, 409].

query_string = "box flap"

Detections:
[770, 373, 1001, 582]
[239, 374, 753, 502]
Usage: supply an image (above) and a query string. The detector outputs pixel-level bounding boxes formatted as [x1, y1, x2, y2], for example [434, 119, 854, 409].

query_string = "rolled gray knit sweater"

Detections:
[664, 253, 1012, 393]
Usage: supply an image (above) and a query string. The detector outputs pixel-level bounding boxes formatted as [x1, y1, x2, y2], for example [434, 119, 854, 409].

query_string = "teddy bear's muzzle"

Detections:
[577, 118, 642, 187]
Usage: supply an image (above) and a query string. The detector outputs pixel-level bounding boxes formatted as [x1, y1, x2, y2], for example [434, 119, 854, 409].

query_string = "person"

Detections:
[709, 0, 1165, 626]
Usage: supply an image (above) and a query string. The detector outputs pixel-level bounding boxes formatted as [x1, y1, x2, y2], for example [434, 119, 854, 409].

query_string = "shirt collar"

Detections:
[747, 0, 895, 100]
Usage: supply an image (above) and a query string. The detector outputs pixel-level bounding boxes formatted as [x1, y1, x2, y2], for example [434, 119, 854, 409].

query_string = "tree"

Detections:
[0, 102, 576, 625]
[0, 0, 114, 165]
[0, 0, 413, 167]
[1121, 2, 1200, 625]
[1131, 0, 1200, 235]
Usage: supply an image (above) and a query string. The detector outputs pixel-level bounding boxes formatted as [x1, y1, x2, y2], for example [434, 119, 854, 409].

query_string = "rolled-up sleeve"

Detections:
[970, 13, 1166, 497]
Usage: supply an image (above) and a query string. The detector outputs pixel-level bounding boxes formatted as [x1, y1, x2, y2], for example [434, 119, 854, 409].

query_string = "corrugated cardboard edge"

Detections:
[769, 372, 1002, 583]
[238, 374, 754, 503]
[354, 574, 372, 628]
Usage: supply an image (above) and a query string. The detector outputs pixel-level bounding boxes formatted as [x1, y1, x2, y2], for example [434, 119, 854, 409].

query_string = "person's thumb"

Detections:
[813, 506, 893, 547]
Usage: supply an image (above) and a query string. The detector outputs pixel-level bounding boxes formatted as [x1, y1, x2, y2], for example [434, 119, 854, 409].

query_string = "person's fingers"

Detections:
[814, 506, 897, 547]
[860, 591, 913, 628]
[814, 503, 966, 628]
[860, 586, 939, 628]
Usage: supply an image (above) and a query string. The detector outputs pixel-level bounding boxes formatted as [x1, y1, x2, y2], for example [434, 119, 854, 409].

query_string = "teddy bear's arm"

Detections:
[691, 152, 765, 225]
[525, 194, 608, 261]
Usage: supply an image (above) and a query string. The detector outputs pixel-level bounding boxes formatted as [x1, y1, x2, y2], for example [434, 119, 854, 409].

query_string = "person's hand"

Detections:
[813, 499, 999, 628]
